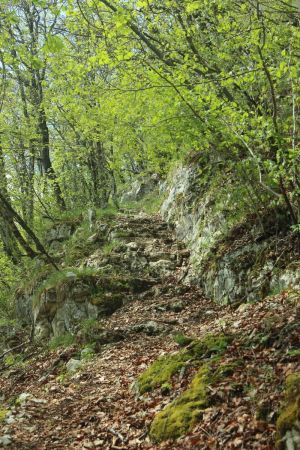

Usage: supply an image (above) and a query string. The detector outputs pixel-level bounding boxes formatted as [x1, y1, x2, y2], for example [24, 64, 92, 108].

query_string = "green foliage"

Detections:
[96, 205, 119, 219]
[79, 318, 102, 343]
[0, 0, 299, 340]
[62, 222, 94, 265]
[0, 250, 19, 319]
[49, 333, 75, 350]
[33, 266, 99, 308]
[3, 353, 23, 367]
[80, 345, 95, 361]
[287, 348, 300, 358]
[138, 191, 164, 214]
[101, 240, 120, 255]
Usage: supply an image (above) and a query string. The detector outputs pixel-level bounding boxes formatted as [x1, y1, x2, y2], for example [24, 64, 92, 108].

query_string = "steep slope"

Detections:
[0, 211, 299, 450]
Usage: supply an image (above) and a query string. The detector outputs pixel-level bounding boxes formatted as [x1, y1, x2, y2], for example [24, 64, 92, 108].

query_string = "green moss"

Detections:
[285, 372, 300, 401]
[276, 372, 300, 449]
[173, 334, 194, 347]
[0, 408, 8, 422]
[138, 333, 231, 394]
[138, 352, 189, 394]
[149, 355, 240, 442]
[188, 333, 231, 358]
[150, 366, 210, 441]
[213, 360, 243, 379]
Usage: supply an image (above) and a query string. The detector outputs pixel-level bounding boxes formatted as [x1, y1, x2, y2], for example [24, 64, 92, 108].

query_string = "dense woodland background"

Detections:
[0, 0, 299, 316]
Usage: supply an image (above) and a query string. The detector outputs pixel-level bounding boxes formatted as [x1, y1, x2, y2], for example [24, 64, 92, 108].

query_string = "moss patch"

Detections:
[0, 408, 8, 422]
[137, 333, 231, 394]
[276, 372, 300, 449]
[150, 365, 210, 441]
[138, 352, 189, 394]
[138, 334, 233, 441]
[188, 333, 231, 358]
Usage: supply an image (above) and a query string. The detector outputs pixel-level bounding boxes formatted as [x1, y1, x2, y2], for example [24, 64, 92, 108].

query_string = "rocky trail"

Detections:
[0, 212, 299, 449]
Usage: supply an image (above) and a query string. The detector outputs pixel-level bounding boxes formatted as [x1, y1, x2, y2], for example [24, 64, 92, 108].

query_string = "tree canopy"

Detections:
[0, 0, 299, 271]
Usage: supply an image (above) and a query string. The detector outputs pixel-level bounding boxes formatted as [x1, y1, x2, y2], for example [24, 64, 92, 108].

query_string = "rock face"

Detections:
[160, 164, 300, 304]
[120, 174, 159, 203]
[23, 212, 188, 339]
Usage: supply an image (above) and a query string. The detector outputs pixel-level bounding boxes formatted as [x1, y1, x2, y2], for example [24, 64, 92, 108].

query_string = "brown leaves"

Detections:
[0, 278, 299, 449]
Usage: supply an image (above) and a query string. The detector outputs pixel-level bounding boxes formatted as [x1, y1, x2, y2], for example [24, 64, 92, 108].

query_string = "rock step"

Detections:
[33, 212, 191, 339]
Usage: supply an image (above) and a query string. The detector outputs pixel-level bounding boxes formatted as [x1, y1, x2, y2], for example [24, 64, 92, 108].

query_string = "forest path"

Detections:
[0, 212, 299, 449]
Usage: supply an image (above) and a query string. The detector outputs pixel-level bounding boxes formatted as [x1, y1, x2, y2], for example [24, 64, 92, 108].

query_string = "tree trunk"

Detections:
[38, 106, 66, 210]
[0, 138, 22, 262]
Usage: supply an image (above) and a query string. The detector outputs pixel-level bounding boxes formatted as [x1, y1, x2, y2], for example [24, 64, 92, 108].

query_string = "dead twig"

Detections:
[108, 427, 125, 443]
[0, 340, 30, 360]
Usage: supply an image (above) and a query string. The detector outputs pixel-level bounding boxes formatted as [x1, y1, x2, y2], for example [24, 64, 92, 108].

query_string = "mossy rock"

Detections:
[0, 408, 8, 422]
[150, 366, 209, 441]
[90, 293, 123, 315]
[276, 372, 300, 449]
[138, 352, 190, 394]
[188, 333, 231, 358]
[173, 333, 194, 347]
[137, 333, 231, 394]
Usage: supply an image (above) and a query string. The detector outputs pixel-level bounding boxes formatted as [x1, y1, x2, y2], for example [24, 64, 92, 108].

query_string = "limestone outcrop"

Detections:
[16, 212, 189, 339]
[160, 164, 300, 304]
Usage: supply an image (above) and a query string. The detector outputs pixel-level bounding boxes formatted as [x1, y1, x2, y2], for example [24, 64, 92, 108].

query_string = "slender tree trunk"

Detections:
[0, 137, 22, 262]
[38, 106, 66, 210]
[0, 190, 60, 270]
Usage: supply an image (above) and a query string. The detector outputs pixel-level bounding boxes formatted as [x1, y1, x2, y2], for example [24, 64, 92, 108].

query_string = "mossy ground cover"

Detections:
[276, 372, 300, 449]
[138, 333, 234, 441]
[1, 207, 299, 449]
[137, 333, 231, 395]
[150, 365, 210, 441]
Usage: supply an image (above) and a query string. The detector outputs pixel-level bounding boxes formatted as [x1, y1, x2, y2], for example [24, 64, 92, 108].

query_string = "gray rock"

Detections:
[66, 358, 82, 373]
[121, 175, 159, 203]
[18, 392, 32, 403]
[131, 321, 164, 336]
[126, 241, 138, 251]
[169, 301, 184, 313]
[81, 347, 94, 359]
[149, 259, 175, 276]
[160, 164, 300, 303]
[0, 435, 12, 446]
[46, 223, 74, 245]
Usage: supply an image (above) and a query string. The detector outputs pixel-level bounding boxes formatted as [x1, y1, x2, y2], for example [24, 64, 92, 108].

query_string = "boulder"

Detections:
[149, 260, 175, 276]
[66, 358, 82, 373]
[121, 175, 159, 203]
[131, 321, 165, 336]
[90, 293, 123, 316]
